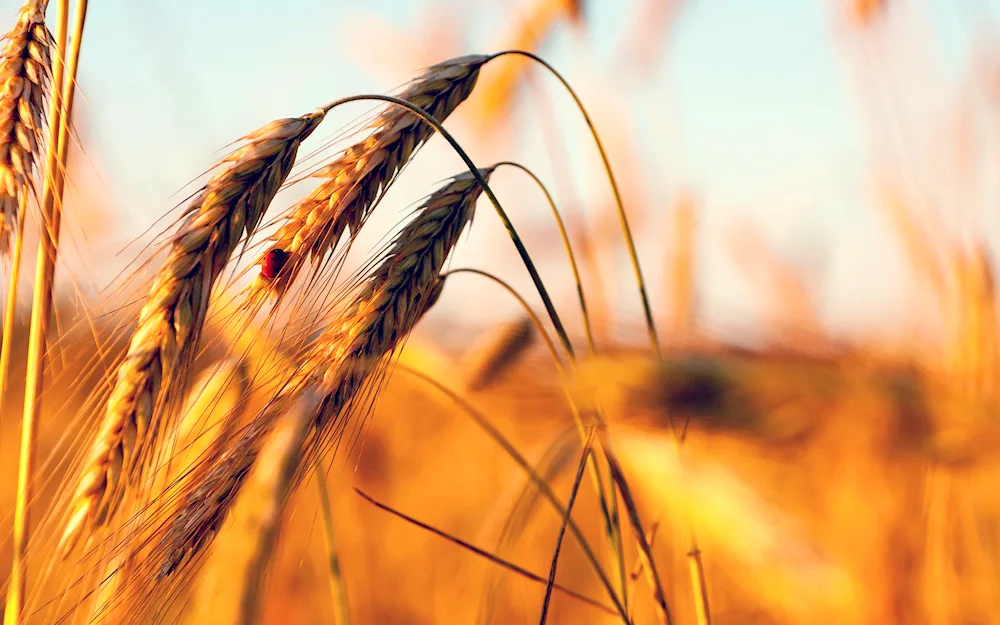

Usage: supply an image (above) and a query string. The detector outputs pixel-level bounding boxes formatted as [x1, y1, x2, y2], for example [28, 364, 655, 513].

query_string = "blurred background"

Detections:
[9, 0, 999, 347]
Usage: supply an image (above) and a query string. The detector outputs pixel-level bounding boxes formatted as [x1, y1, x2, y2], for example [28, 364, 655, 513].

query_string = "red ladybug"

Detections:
[261, 248, 290, 281]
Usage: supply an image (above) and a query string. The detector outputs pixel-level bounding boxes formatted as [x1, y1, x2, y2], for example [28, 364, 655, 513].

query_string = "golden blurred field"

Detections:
[3, 0, 1000, 624]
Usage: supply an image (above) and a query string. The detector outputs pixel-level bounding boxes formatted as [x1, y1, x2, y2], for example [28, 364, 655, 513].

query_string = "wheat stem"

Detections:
[494, 161, 595, 352]
[444, 267, 627, 608]
[315, 459, 350, 625]
[538, 427, 594, 625]
[5, 0, 74, 620]
[0, 190, 28, 435]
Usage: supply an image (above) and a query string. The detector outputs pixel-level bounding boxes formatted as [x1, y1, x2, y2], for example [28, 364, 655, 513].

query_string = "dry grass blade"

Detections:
[247, 55, 487, 302]
[354, 488, 618, 618]
[58, 110, 326, 557]
[0, 0, 50, 252]
[156, 168, 494, 579]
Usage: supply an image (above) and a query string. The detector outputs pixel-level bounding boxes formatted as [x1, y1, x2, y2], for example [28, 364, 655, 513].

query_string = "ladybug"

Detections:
[261, 248, 290, 281]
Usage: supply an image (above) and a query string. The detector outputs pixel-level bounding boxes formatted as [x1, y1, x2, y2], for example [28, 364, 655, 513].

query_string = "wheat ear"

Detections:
[58, 110, 325, 557]
[157, 168, 494, 578]
[0, 0, 50, 252]
[188, 391, 318, 625]
[247, 54, 487, 302]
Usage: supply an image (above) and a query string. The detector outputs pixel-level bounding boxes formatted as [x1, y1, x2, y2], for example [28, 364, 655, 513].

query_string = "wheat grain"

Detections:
[157, 167, 494, 578]
[58, 110, 325, 557]
[0, 0, 50, 252]
[247, 54, 487, 302]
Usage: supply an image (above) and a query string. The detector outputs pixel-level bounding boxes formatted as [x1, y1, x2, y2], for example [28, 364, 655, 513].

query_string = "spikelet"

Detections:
[246, 54, 487, 303]
[59, 110, 325, 557]
[0, 0, 50, 251]
[157, 167, 495, 578]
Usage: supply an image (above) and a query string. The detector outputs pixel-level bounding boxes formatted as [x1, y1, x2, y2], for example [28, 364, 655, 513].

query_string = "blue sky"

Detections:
[3, 0, 994, 343]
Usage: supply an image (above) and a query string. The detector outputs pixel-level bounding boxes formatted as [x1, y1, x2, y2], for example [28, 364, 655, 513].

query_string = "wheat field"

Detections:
[2, 0, 1000, 623]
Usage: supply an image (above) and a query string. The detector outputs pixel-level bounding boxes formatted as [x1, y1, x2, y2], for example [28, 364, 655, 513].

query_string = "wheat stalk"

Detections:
[5, 0, 72, 621]
[0, 0, 50, 252]
[156, 167, 494, 579]
[246, 54, 487, 303]
[58, 110, 326, 557]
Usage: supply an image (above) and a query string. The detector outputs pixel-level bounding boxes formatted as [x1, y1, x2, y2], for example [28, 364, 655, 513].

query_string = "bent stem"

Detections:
[487, 49, 659, 358]
[494, 161, 595, 352]
[487, 49, 713, 622]
[443, 267, 626, 599]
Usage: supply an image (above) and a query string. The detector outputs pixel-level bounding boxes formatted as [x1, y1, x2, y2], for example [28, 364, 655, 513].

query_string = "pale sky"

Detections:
[2, 0, 996, 346]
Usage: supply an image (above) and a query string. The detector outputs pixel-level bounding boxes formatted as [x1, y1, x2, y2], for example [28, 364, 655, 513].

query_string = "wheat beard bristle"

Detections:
[156, 167, 494, 578]
[0, 0, 51, 252]
[246, 54, 489, 304]
[58, 111, 326, 558]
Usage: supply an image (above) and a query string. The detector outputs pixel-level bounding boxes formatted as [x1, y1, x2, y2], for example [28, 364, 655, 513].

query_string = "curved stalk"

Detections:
[494, 161, 595, 352]
[488, 49, 660, 357]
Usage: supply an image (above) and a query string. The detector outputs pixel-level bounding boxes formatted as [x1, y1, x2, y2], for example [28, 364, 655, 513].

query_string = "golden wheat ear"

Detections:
[187, 391, 318, 625]
[154, 167, 495, 582]
[246, 54, 488, 305]
[58, 110, 326, 558]
[0, 0, 51, 252]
